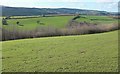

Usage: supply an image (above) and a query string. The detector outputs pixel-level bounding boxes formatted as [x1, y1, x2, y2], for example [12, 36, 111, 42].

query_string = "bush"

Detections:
[2, 18, 8, 25]
[1, 21, 119, 41]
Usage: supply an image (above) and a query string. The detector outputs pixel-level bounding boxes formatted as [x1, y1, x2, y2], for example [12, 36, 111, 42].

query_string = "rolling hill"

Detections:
[2, 30, 118, 72]
[1, 6, 117, 16]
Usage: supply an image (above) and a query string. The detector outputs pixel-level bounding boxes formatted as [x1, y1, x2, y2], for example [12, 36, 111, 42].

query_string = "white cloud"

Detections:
[0, 0, 119, 6]
[96, 0, 112, 2]
[1, 0, 115, 4]
[107, 2, 118, 11]
[96, 0, 119, 2]
[0, 0, 39, 5]
[37, 0, 86, 2]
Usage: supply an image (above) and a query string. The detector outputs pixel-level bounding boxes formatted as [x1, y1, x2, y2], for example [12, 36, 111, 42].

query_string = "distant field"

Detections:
[2, 30, 118, 72]
[2, 15, 118, 30]
[76, 15, 118, 24]
[3, 16, 74, 29]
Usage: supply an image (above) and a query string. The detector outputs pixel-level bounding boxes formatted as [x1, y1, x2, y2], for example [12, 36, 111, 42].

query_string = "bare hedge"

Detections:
[1, 21, 119, 41]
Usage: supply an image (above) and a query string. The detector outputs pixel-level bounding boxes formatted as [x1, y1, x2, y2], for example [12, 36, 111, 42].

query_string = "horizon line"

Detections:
[1, 5, 118, 13]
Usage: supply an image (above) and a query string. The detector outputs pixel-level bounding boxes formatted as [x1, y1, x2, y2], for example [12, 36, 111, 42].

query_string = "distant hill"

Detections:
[0, 6, 118, 16]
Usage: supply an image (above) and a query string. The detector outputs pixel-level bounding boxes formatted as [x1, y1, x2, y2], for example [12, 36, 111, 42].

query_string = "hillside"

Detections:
[1, 6, 117, 16]
[2, 30, 118, 72]
[4, 16, 74, 29]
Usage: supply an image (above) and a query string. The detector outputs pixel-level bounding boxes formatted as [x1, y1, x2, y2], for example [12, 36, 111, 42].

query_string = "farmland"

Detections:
[3, 16, 74, 29]
[2, 30, 118, 72]
[1, 3, 119, 73]
[1, 12, 119, 72]
[76, 15, 118, 24]
[2, 15, 118, 30]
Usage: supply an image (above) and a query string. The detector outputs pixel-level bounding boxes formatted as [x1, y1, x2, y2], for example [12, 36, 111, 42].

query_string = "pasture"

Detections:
[2, 15, 118, 30]
[76, 15, 118, 24]
[3, 16, 74, 29]
[1, 14, 119, 72]
[2, 30, 118, 72]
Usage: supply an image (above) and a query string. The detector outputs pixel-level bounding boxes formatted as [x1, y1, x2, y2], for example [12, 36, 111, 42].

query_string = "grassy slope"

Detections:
[76, 15, 118, 24]
[0, 22, 1, 73]
[3, 15, 118, 30]
[0, 42, 1, 73]
[3, 16, 74, 29]
[2, 30, 118, 72]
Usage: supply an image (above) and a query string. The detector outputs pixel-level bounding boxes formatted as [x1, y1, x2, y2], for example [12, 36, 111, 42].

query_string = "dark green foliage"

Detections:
[37, 20, 40, 24]
[5, 16, 11, 19]
[2, 18, 8, 25]
[37, 20, 45, 25]
[16, 21, 20, 25]
[72, 15, 80, 20]
[42, 14, 45, 17]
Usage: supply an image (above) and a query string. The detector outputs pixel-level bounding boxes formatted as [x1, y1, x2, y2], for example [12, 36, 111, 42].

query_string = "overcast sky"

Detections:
[0, 0, 119, 12]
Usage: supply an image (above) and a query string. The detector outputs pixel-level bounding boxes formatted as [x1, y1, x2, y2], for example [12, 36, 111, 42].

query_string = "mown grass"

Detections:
[2, 30, 118, 72]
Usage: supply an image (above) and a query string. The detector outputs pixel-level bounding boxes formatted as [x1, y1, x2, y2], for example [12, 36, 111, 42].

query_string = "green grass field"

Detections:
[3, 16, 74, 29]
[2, 30, 118, 72]
[3, 15, 118, 30]
[76, 15, 118, 24]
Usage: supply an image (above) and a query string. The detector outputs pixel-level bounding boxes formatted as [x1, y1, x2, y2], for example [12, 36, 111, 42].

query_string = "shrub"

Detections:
[16, 21, 20, 25]
[1, 21, 119, 41]
[2, 18, 8, 25]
